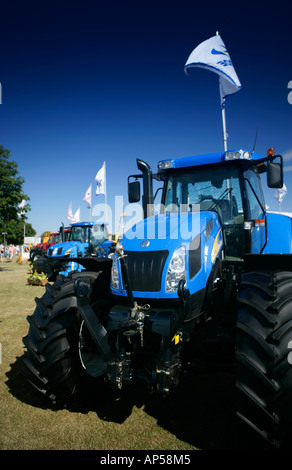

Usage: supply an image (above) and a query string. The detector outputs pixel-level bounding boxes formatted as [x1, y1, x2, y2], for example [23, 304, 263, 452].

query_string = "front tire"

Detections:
[236, 270, 292, 448]
[30, 247, 47, 262]
[23, 270, 108, 407]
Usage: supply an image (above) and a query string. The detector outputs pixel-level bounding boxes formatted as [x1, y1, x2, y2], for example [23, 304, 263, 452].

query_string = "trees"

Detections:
[40, 231, 51, 239]
[0, 144, 36, 244]
[3, 219, 36, 245]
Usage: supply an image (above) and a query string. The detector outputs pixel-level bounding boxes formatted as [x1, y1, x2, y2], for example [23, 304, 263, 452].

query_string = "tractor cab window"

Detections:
[244, 169, 265, 220]
[55, 233, 62, 243]
[90, 224, 107, 245]
[163, 165, 246, 259]
[244, 168, 266, 254]
[70, 227, 87, 243]
[164, 166, 243, 222]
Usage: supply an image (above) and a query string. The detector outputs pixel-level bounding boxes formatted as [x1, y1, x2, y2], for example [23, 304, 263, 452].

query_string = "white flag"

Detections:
[73, 207, 80, 222]
[95, 162, 106, 195]
[275, 184, 287, 203]
[83, 184, 92, 209]
[185, 34, 241, 104]
[17, 199, 26, 217]
[67, 202, 81, 223]
[67, 201, 75, 222]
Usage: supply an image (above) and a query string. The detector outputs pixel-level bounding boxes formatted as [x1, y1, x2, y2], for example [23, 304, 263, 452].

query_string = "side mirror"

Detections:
[128, 180, 140, 203]
[267, 161, 283, 188]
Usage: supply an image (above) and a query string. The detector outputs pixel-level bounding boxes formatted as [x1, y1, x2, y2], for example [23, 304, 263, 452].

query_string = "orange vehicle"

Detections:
[29, 229, 70, 261]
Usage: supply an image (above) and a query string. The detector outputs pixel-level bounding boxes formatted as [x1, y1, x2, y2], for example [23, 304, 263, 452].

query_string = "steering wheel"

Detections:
[198, 195, 218, 205]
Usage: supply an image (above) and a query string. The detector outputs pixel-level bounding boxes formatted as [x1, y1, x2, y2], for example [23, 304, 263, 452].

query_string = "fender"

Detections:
[263, 213, 292, 254]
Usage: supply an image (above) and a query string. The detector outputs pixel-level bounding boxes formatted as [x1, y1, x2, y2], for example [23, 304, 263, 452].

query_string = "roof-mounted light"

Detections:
[158, 160, 174, 170]
[225, 152, 234, 160]
[243, 151, 251, 159]
[224, 149, 251, 161]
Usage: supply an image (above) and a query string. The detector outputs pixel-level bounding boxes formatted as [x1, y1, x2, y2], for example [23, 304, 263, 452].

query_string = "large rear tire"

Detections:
[23, 270, 109, 407]
[236, 270, 292, 448]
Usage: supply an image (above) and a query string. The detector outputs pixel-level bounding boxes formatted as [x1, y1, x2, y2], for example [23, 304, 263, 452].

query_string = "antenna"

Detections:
[252, 128, 258, 154]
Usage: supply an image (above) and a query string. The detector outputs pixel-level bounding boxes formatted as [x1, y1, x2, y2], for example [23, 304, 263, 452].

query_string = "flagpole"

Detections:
[89, 185, 92, 221]
[221, 100, 228, 151]
[104, 161, 108, 224]
[95, 161, 108, 230]
[216, 31, 228, 152]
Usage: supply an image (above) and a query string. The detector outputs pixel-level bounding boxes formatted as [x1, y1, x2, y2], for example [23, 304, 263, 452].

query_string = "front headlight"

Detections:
[52, 247, 58, 255]
[165, 246, 186, 293]
[110, 253, 120, 290]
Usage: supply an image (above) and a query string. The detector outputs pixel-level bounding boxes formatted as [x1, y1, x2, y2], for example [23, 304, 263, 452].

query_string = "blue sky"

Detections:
[1, 0, 292, 236]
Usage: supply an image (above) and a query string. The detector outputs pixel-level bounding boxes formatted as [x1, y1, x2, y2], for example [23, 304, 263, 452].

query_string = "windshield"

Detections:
[48, 234, 60, 243]
[69, 226, 88, 243]
[69, 225, 107, 244]
[163, 166, 244, 226]
[163, 165, 247, 259]
[90, 224, 107, 244]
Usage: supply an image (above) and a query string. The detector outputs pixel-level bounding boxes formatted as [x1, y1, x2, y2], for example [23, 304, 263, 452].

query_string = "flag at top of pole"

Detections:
[95, 161, 108, 224]
[184, 32, 241, 104]
[17, 199, 26, 218]
[184, 32, 241, 151]
[95, 162, 106, 195]
[275, 183, 287, 212]
[83, 183, 92, 221]
[83, 184, 92, 209]
[67, 202, 80, 223]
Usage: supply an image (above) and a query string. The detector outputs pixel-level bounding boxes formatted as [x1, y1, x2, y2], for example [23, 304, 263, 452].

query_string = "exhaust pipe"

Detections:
[137, 159, 154, 218]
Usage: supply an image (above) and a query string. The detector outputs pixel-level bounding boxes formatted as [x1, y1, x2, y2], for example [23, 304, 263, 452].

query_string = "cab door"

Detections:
[244, 169, 266, 254]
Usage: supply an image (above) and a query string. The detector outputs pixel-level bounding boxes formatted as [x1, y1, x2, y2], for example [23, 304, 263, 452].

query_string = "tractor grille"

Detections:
[124, 250, 169, 292]
[48, 247, 63, 256]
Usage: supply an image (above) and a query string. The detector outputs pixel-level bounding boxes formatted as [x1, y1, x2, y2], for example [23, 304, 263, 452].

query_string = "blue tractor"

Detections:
[23, 148, 292, 448]
[33, 221, 113, 280]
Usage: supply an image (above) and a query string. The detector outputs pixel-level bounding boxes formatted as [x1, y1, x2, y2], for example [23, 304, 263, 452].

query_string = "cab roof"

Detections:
[158, 149, 265, 170]
[71, 221, 108, 227]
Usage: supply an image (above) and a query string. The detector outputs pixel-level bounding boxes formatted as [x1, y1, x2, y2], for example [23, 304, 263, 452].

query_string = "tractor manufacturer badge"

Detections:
[141, 240, 150, 247]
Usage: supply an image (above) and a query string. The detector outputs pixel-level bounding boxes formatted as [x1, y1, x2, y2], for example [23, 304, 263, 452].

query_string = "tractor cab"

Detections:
[48, 222, 109, 258]
[129, 148, 285, 261]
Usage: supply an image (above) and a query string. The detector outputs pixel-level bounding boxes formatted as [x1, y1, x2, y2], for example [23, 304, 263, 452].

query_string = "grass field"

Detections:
[0, 258, 261, 450]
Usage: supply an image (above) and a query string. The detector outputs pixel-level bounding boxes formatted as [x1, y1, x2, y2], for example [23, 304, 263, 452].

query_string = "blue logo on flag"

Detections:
[217, 59, 232, 67]
[211, 48, 227, 56]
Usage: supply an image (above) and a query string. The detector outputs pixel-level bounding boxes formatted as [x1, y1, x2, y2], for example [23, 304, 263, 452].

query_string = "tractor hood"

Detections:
[112, 211, 223, 299]
[48, 241, 85, 257]
[122, 212, 201, 252]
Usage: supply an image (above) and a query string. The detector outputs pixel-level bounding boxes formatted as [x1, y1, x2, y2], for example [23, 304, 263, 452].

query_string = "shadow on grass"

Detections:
[0, 259, 23, 271]
[6, 354, 268, 450]
[0, 265, 12, 271]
